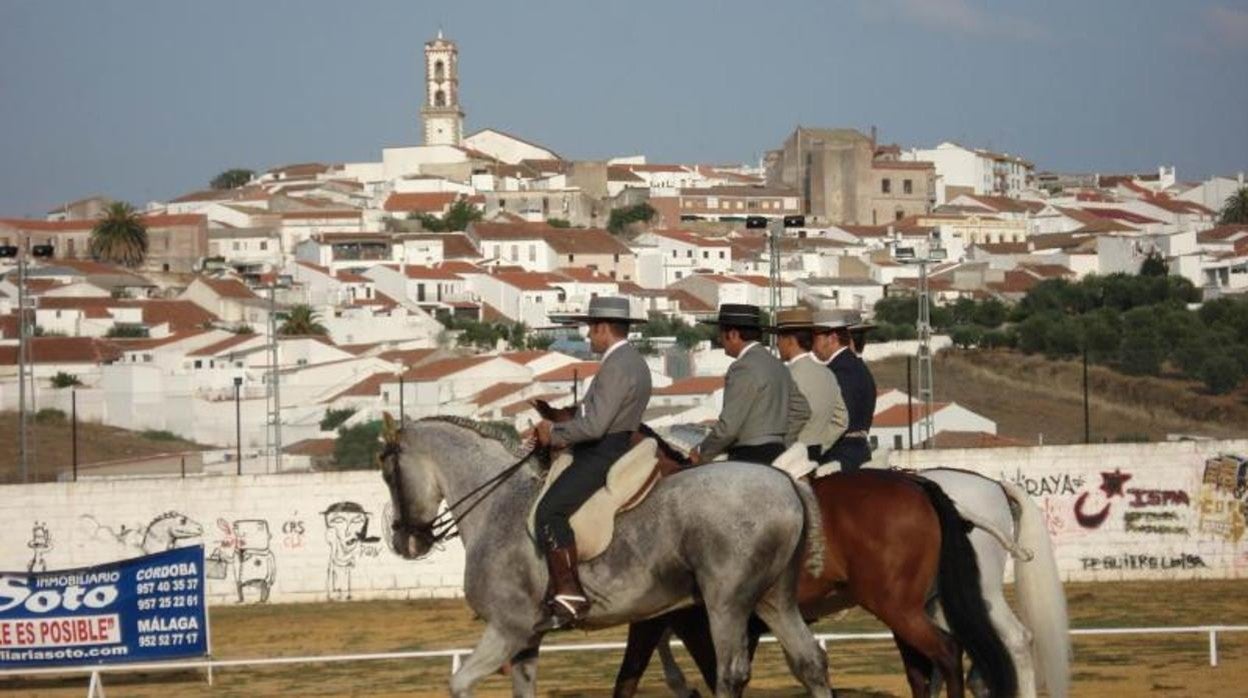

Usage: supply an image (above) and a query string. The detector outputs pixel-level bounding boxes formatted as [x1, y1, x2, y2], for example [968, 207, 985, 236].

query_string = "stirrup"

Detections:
[535, 595, 590, 632]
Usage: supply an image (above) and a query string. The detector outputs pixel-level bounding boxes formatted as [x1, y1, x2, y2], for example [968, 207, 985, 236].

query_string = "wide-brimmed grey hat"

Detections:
[811, 308, 859, 332]
[698, 303, 764, 329]
[566, 296, 645, 324]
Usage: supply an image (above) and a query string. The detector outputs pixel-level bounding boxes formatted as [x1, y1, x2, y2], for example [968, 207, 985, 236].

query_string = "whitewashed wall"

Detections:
[888, 439, 1248, 582]
[3, 439, 1247, 610]
[1, 471, 464, 607]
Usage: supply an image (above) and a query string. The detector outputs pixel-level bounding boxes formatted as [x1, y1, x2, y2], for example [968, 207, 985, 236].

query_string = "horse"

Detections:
[637, 465, 1069, 698]
[527, 402, 1017, 698]
[378, 414, 834, 697]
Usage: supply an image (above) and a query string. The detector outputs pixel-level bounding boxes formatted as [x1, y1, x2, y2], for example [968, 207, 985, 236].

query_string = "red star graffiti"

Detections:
[1076, 468, 1134, 529]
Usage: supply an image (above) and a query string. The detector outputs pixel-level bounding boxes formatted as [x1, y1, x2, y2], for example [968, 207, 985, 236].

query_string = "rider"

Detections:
[811, 309, 877, 472]
[533, 296, 649, 628]
[689, 304, 810, 465]
[770, 306, 847, 462]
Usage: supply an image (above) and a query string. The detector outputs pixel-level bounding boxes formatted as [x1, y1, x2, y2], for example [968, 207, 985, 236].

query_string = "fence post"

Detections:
[181, 456, 186, 479]
[451, 651, 462, 675]
[1210, 628, 1218, 667]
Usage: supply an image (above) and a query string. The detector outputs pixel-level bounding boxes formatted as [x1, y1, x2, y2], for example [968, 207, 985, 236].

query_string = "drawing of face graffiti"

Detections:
[322, 502, 370, 547]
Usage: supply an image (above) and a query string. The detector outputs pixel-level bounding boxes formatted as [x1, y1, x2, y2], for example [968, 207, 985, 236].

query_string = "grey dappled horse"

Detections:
[380, 416, 833, 697]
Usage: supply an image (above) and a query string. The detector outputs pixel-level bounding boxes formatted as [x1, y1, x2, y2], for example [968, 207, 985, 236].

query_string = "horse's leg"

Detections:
[449, 624, 524, 698]
[656, 629, 704, 698]
[753, 590, 832, 698]
[667, 607, 718, 692]
[982, 591, 1034, 698]
[510, 645, 540, 698]
[881, 612, 964, 698]
[613, 617, 669, 698]
[894, 633, 934, 698]
[703, 604, 752, 698]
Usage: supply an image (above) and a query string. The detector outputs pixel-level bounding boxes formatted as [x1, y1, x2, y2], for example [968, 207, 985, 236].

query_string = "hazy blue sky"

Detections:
[1, 0, 1245, 216]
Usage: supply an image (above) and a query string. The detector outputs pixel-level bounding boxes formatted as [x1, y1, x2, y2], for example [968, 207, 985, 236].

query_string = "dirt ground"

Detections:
[3, 580, 1245, 696]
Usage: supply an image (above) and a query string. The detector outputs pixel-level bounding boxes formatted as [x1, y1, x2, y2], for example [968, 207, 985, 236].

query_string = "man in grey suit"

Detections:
[690, 304, 810, 465]
[770, 307, 848, 461]
[533, 296, 649, 627]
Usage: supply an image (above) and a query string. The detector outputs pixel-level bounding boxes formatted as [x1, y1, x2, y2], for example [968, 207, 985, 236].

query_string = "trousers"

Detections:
[820, 436, 872, 472]
[726, 442, 786, 465]
[534, 432, 633, 549]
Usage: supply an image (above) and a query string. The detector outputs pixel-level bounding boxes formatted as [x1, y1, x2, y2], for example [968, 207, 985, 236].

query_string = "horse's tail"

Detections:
[1000, 479, 1071, 698]
[916, 477, 1018, 698]
[790, 478, 825, 579]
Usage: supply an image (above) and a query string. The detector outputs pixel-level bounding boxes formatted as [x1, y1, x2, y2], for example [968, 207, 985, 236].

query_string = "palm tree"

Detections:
[1219, 187, 1248, 225]
[279, 305, 328, 336]
[90, 202, 148, 267]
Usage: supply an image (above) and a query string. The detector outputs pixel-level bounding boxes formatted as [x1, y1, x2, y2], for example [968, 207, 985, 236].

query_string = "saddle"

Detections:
[527, 438, 662, 561]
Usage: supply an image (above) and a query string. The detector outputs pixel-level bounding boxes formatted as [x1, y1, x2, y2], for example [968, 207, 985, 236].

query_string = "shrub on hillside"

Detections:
[320, 407, 357, 432]
[35, 408, 67, 425]
[949, 324, 983, 349]
[141, 429, 180, 441]
[332, 421, 382, 470]
[50, 372, 82, 389]
[1201, 354, 1244, 395]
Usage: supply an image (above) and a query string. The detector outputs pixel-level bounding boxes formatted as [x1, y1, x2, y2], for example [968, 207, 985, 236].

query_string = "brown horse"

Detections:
[529, 400, 1015, 698]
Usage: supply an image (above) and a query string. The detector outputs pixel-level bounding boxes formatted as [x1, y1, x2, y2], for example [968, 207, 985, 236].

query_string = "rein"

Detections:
[385, 438, 538, 553]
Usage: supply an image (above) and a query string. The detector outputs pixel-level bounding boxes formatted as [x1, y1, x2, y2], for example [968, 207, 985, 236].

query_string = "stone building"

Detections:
[421, 31, 464, 146]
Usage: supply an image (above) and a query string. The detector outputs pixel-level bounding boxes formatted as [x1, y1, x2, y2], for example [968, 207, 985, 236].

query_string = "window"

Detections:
[719, 251, 725, 259]
[894, 434, 904, 449]
[233, 242, 240, 251]
[194, 360, 203, 369]
[686, 250, 692, 258]
[881, 178, 891, 194]
[672, 250, 677, 258]
[870, 435, 879, 449]
[568, 254, 574, 263]
[528, 244, 536, 262]
[260, 241, 268, 251]
[903, 179, 913, 195]
[510, 245, 518, 260]
[674, 271, 683, 279]
[613, 253, 619, 262]
[702, 251, 708, 259]
[895, 210, 905, 221]
[434, 60, 445, 80]
[434, 90, 446, 107]
[535, 295, 543, 304]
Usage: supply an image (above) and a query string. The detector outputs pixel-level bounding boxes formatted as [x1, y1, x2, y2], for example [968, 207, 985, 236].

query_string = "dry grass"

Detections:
[3, 580, 1246, 696]
[0, 411, 209, 484]
[870, 349, 1248, 446]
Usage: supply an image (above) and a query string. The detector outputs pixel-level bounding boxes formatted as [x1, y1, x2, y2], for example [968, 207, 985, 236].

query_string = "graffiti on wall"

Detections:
[80, 511, 204, 555]
[206, 519, 280, 603]
[1197, 454, 1248, 543]
[1080, 552, 1207, 571]
[1004, 467, 1086, 498]
[26, 522, 52, 573]
[323, 501, 381, 601]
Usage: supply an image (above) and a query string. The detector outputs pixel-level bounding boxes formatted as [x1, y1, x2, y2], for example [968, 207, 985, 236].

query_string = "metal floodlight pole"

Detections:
[234, 377, 243, 476]
[71, 388, 78, 482]
[915, 257, 935, 448]
[267, 282, 282, 472]
[768, 218, 782, 350]
[17, 249, 28, 483]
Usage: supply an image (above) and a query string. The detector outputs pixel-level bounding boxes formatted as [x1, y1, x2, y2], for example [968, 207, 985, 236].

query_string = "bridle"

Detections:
[381, 433, 538, 557]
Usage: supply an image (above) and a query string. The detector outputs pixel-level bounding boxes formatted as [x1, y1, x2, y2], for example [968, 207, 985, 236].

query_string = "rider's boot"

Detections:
[536, 540, 591, 631]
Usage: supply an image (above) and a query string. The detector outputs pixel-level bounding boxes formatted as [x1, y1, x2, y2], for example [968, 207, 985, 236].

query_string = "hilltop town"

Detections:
[2, 32, 1246, 478]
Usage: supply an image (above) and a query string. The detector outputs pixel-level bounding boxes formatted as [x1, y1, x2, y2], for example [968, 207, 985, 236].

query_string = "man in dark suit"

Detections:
[690, 304, 810, 465]
[533, 296, 649, 627]
[812, 309, 876, 471]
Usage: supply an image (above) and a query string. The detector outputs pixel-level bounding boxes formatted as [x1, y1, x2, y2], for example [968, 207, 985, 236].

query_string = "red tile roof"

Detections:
[653, 376, 724, 396]
[926, 431, 1028, 449]
[873, 402, 950, 428]
[1198, 225, 1248, 243]
[403, 233, 480, 259]
[1083, 208, 1162, 225]
[652, 229, 730, 248]
[556, 267, 615, 283]
[493, 271, 560, 292]
[279, 210, 361, 220]
[402, 356, 495, 381]
[500, 350, 552, 365]
[472, 382, 530, 406]
[383, 192, 459, 213]
[0, 337, 124, 365]
[187, 334, 258, 357]
[327, 372, 395, 401]
[537, 361, 601, 382]
[198, 277, 260, 300]
[284, 438, 337, 457]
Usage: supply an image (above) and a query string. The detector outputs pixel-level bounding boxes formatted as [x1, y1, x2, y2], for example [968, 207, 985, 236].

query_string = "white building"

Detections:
[903, 142, 1035, 202]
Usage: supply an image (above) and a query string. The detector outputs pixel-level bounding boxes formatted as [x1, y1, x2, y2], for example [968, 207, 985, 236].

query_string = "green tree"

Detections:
[529, 333, 555, 351]
[279, 305, 328, 336]
[508, 322, 529, 350]
[90, 202, 149, 268]
[1044, 316, 1082, 359]
[1117, 309, 1165, 376]
[607, 203, 656, 235]
[1081, 310, 1122, 363]
[50, 372, 82, 388]
[972, 298, 1007, 328]
[980, 328, 1016, 349]
[331, 421, 383, 470]
[320, 407, 357, 432]
[1016, 313, 1056, 354]
[413, 199, 483, 232]
[1139, 250, 1169, 277]
[873, 297, 918, 326]
[949, 324, 984, 349]
[1218, 187, 1248, 225]
[1201, 354, 1244, 395]
[546, 218, 572, 228]
[105, 324, 149, 338]
[210, 168, 254, 190]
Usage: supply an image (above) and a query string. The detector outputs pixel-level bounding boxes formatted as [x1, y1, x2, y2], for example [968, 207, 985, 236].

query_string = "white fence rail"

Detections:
[1, 624, 1244, 692]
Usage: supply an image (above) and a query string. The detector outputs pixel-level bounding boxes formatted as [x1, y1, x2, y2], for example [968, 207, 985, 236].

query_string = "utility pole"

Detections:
[768, 218, 782, 349]
[17, 248, 28, 482]
[266, 281, 283, 472]
[895, 243, 945, 449]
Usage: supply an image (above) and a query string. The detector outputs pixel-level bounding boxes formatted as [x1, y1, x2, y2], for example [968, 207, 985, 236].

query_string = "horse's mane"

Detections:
[148, 511, 185, 525]
[416, 415, 525, 457]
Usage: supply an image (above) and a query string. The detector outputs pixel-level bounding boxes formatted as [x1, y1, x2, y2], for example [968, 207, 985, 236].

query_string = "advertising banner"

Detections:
[0, 545, 208, 669]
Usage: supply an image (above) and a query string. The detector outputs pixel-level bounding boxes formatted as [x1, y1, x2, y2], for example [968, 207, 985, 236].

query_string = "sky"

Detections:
[1, 0, 1245, 216]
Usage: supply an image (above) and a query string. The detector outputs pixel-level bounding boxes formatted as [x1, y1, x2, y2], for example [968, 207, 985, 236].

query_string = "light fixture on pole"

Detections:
[4, 241, 54, 483]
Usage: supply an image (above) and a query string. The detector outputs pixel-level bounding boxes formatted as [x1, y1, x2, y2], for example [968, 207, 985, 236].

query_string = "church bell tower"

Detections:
[422, 31, 464, 146]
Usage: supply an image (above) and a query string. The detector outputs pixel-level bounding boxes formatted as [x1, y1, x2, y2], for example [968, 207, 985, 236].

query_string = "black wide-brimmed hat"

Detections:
[565, 296, 645, 324]
[699, 303, 764, 329]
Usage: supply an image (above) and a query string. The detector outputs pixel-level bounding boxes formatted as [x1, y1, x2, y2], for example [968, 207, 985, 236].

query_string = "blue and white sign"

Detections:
[0, 545, 208, 668]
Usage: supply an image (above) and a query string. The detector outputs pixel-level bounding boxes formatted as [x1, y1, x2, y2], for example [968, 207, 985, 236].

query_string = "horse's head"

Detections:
[378, 413, 443, 560]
